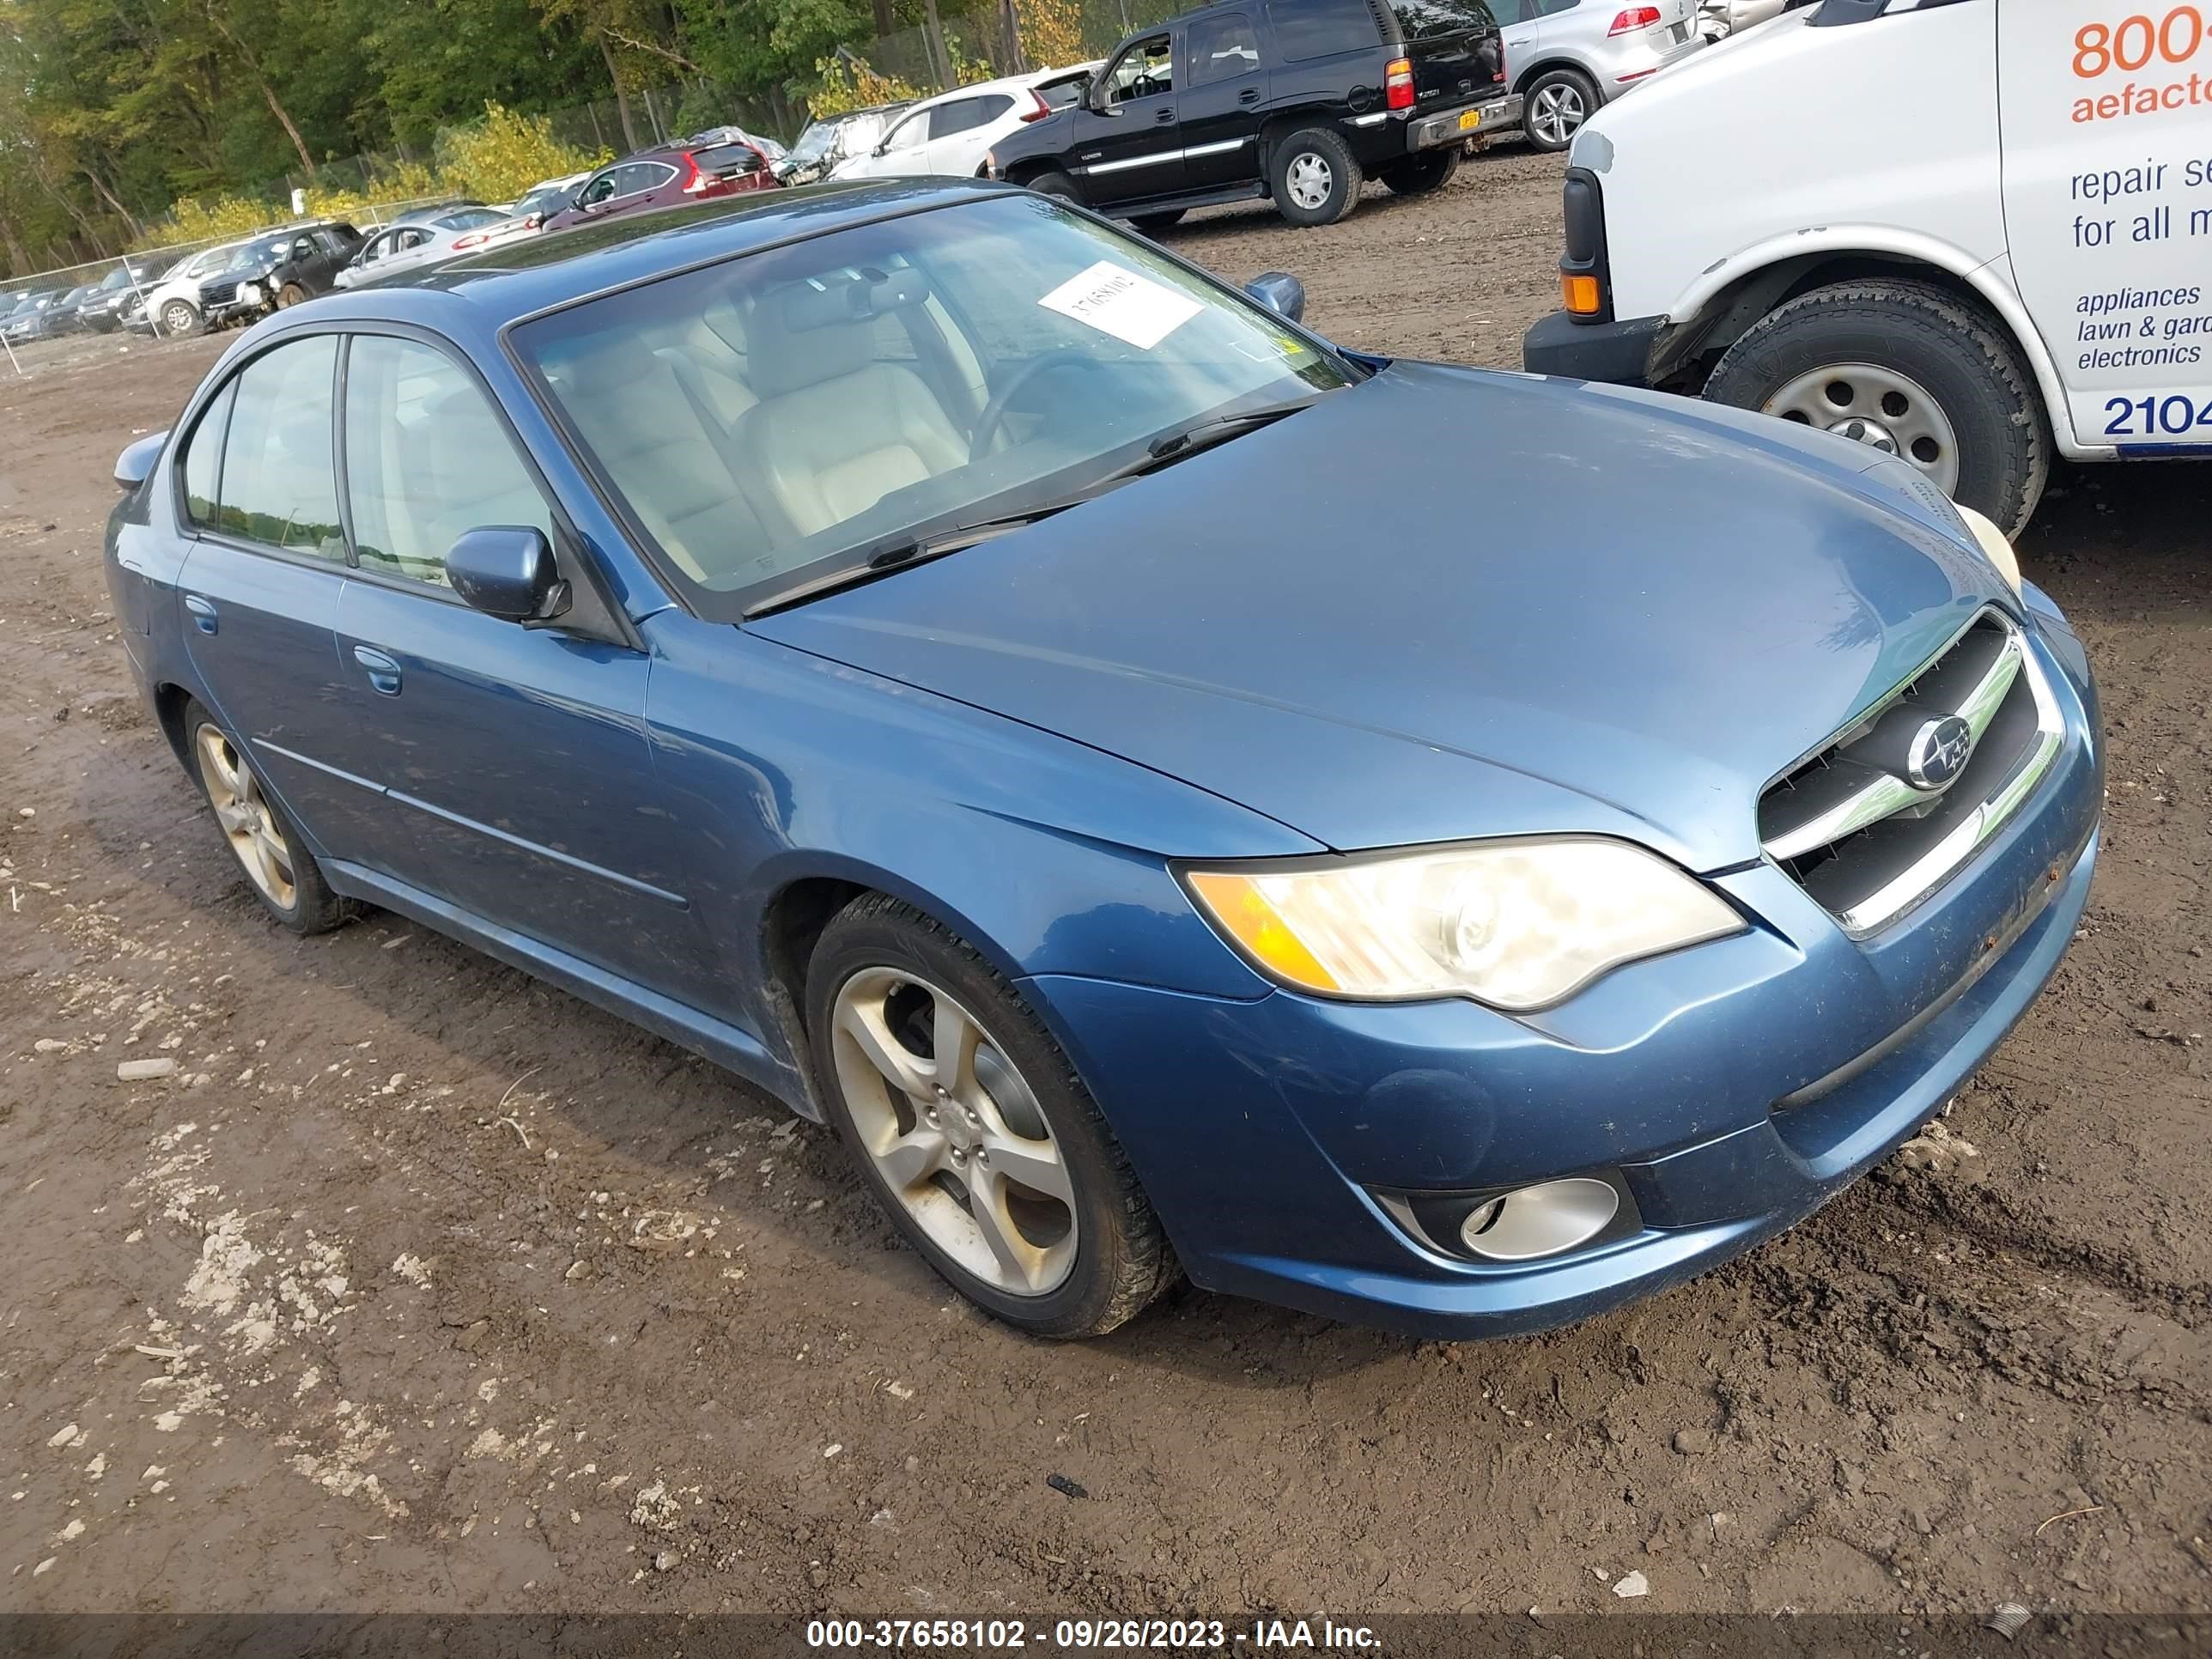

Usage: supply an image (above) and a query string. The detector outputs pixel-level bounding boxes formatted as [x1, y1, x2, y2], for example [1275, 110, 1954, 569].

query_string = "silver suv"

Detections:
[1496, 0, 1704, 151]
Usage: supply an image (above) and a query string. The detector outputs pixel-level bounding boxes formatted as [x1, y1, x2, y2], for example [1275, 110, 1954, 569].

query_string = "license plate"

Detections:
[1668, 19, 1689, 40]
[1458, 108, 1482, 131]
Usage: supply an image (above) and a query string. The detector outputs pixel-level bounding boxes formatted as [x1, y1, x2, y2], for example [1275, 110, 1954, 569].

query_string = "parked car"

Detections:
[1696, 0, 1790, 40]
[46, 284, 97, 336]
[540, 138, 778, 233]
[507, 173, 591, 224]
[1522, 0, 2209, 535]
[1, 289, 67, 344]
[107, 179, 2100, 1340]
[143, 240, 252, 337]
[685, 124, 788, 162]
[198, 222, 363, 326]
[776, 105, 912, 185]
[984, 0, 1520, 229]
[830, 66, 1099, 184]
[387, 200, 496, 227]
[1492, 0, 1704, 151]
[75, 260, 171, 334]
[335, 209, 513, 289]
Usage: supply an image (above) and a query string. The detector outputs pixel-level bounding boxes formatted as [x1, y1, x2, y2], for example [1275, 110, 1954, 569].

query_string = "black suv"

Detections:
[984, 0, 1516, 229]
[198, 222, 363, 328]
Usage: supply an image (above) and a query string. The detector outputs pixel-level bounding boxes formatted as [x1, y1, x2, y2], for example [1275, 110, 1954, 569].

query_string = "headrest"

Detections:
[747, 266, 930, 398]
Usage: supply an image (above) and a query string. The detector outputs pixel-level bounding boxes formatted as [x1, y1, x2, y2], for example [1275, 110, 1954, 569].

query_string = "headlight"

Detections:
[1182, 837, 1745, 1012]
[1954, 503, 2022, 595]
[1860, 457, 2021, 594]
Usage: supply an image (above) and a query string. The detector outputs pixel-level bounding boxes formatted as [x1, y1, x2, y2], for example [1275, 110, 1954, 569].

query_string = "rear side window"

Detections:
[1390, 0, 1500, 34]
[179, 381, 235, 527]
[1266, 0, 1383, 58]
[692, 143, 764, 179]
[214, 336, 343, 557]
[1190, 11, 1262, 80]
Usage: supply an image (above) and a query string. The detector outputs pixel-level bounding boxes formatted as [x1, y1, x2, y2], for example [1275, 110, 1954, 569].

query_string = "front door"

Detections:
[1068, 32, 1187, 205]
[1177, 10, 1266, 190]
[1997, 0, 2212, 457]
[324, 331, 721, 1010]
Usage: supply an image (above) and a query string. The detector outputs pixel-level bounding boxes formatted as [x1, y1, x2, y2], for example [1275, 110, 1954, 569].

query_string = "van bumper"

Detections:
[1522, 308, 1664, 385]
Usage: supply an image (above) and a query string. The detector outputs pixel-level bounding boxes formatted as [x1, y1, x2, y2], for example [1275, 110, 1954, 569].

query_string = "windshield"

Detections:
[514, 192, 1354, 617]
[787, 119, 838, 163]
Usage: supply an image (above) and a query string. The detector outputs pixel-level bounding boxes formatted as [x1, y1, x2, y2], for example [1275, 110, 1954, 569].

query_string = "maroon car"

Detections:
[541, 138, 778, 234]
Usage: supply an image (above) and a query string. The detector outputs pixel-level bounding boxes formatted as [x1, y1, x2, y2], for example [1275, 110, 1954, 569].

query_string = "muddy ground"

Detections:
[2, 149, 2208, 1633]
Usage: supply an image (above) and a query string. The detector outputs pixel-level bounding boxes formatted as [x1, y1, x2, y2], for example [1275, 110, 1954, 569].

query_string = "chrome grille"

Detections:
[1759, 611, 2061, 934]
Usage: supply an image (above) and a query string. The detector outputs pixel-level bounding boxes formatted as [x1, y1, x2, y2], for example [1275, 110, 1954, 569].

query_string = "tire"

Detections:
[182, 698, 359, 936]
[1268, 126, 1362, 228]
[805, 892, 1176, 1339]
[1704, 278, 2051, 536]
[1522, 68, 1597, 152]
[1380, 149, 1460, 197]
[1129, 209, 1186, 232]
[159, 299, 200, 337]
[1025, 169, 1082, 202]
[276, 282, 309, 308]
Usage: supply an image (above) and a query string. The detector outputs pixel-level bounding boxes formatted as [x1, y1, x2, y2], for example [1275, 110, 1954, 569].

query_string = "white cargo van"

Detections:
[1522, 0, 2212, 534]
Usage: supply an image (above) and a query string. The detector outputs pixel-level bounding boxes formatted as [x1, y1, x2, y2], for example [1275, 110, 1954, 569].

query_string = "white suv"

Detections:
[1495, 0, 1705, 150]
[832, 65, 1099, 182]
[142, 240, 250, 337]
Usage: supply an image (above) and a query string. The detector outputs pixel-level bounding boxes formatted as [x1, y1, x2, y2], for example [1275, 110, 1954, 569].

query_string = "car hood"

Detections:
[749, 361, 2000, 871]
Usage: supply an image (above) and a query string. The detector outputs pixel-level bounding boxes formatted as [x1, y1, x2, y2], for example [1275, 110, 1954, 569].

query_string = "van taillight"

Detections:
[1607, 5, 1661, 32]
[1385, 56, 1414, 110]
[1020, 89, 1052, 121]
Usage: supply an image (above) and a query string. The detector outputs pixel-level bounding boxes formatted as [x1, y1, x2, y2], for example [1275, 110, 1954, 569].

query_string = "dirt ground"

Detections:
[3, 149, 2209, 1634]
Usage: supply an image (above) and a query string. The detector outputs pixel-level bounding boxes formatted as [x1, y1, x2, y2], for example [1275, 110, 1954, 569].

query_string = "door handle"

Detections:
[352, 644, 402, 696]
[1238, 87, 1260, 103]
[1156, 106, 1176, 122]
[183, 593, 218, 635]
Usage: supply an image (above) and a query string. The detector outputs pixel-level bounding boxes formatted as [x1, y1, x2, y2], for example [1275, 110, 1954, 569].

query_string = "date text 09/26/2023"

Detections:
[805, 1618, 1383, 1650]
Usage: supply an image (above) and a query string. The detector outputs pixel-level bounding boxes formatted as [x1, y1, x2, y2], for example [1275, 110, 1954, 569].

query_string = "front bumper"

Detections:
[1408, 94, 1524, 151]
[1523, 308, 1665, 384]
[1030, 607, 2100, 1338]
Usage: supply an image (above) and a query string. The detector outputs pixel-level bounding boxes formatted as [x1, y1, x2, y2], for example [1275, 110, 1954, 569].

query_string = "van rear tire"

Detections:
[1704, 278, 2051, 537]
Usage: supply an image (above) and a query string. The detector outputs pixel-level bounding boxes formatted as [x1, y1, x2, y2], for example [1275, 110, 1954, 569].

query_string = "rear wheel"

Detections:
[1523, 68, 1597, 151]
[1129, 209, 1186, 232]
[1025, 170, 1081, 202]
[806, 893, 1176, 1339]
[185, 699, 358, 935]
[1269, 126, 1361, 228]
[1380, 149, 1459, 197]
[1704, 278, 2050, 535]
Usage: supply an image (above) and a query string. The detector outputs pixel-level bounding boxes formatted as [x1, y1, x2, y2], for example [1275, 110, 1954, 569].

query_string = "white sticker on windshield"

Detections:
[1037, 260, 1202, 349]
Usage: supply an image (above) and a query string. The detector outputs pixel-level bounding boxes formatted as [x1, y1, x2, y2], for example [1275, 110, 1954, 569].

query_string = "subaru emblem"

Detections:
[1906, 714, 1975, 792]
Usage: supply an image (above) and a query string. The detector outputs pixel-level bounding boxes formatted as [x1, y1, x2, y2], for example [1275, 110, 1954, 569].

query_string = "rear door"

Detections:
[927, 93, 1016, 176]
[1385, 0, 1507, 109]
[1069, 31, 1186, 204]
[1179, 9, 1267, 190]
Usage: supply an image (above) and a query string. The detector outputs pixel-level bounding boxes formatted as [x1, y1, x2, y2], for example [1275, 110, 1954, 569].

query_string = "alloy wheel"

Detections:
[1285, 152, 1335, 212]
[830, 966, 1077, 1297]
[161, 301, 197, 335]
[1762, 362, 1963, 496]
[1530, 84, 1588, 147]
[193, 722, 297, 910]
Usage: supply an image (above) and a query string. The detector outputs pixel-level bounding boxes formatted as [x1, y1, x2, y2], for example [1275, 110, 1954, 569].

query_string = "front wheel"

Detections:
[1380, 149, 1459, 197]
[1522, 68, 1597, 152]
[1703, 278, 2051, 536]
[806, 893, 1176, 1339]
[1270, 127, 1362, 228]
[1129, 209, 1186, 232]
[276, 282, 309, 308]
[159, 299, 200, 337]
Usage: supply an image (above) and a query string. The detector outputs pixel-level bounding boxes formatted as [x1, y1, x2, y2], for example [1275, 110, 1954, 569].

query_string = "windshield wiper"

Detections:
[742, 501, 1094, 617]
[1091, 398, 1317, 485]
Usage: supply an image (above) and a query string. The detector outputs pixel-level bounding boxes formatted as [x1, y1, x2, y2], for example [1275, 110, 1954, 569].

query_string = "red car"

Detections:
[539, 138, 778, 234]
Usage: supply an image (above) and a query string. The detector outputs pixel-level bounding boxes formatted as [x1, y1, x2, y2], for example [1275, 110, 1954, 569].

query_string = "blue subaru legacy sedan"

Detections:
[104, 180, 2100, 1340]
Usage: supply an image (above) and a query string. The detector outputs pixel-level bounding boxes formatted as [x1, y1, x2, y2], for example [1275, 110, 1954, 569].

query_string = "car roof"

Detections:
[304, 179, 1008, 332]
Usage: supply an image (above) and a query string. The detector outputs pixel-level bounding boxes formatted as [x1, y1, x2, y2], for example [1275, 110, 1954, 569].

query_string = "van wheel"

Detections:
[1380, 149, 1459, 197]
[806, 892, 1177, 1339]
[1026, 170, 1081, 201]
[1269, 127, 1361, 227]
[1129, 209, 1185, 232]
[1523, 68, 1597, 150]
[1704, 279, 2050, 536]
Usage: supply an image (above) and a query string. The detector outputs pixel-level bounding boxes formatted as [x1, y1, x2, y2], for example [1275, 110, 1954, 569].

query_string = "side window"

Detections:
[883, 111, 930, 152]
[1189, 12, 1261, 81]
[930, 98, 988, 138]
[1265, 0, 1382, 59]
[580, 170, 619, 205]
[343, 335, 552, 589]
[634, 163, 678, 194]
[215, 336, 343, 557]
[179, 380, 235, 527]
[1106, 33, 1174, 101]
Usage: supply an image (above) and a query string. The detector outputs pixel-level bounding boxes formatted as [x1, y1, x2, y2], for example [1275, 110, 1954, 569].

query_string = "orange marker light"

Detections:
[1562, 272, 1603, 315]
[1186, 872, 1340, 992]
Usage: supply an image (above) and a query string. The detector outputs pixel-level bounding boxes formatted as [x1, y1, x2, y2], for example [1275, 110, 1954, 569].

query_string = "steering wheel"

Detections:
[969, 349, 1104, 459]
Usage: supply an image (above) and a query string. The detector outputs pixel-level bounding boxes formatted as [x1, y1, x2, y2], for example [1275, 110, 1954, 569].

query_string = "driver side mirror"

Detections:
[113, 429, 167, 491]
[447, 526, 569, 624]
[1243, 271, 1306, 324]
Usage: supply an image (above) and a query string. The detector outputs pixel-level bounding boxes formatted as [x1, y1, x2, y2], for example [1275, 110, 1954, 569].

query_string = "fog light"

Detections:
[1459, 1177, 1620, 1261]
